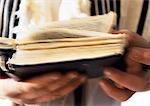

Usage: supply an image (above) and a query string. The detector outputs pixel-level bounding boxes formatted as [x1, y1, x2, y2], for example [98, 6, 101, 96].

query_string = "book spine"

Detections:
[0, 49, 16, 79]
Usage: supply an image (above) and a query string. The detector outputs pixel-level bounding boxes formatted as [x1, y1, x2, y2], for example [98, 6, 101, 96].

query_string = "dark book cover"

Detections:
[4, 55, 124, 81]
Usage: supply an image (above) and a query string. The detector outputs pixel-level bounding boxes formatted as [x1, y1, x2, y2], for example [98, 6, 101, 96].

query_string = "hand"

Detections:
[0, 71, 86, 104]
[99, 30, 150, 101]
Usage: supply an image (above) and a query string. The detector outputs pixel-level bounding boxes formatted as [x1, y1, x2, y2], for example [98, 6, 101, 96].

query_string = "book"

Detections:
[0, 12, 127, 80]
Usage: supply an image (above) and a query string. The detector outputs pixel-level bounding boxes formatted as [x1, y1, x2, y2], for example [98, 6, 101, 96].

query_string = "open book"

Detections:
[0, 12, 127, 80]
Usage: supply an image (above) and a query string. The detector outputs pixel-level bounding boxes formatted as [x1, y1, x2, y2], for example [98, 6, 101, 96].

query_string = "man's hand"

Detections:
[128, 47, 150, 65]
[0, 71, 86, 104]
[99, 30, 150, 101]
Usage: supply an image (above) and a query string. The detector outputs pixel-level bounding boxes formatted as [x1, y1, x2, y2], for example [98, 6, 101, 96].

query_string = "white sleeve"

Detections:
[85, 78, 121, 106]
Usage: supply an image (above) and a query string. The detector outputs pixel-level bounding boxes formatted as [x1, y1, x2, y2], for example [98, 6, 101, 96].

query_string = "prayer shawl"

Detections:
[0, 0, 150, 106]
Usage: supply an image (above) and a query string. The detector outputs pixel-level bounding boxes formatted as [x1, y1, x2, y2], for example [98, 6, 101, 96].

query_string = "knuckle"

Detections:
[79, 75, 87, 83]
[143, 52, 150, 65]
[139, 82, 149, 91]
[28, 84, 40, 91]
[50, 73, 62, 80]
[143, 51, 150, 58]
[66, 71, 79, 78]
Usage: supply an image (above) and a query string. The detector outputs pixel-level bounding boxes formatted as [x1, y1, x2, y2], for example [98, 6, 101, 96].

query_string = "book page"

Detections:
[16, 12, 116, 41]
[0, 37, 16, 49]
[8, 44, 125, 65]
[17, 28, 125, 44]
[42, 12, 116, 33]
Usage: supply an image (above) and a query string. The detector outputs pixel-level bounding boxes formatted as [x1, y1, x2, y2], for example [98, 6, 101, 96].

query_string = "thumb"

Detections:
[112, 29, 150, 48]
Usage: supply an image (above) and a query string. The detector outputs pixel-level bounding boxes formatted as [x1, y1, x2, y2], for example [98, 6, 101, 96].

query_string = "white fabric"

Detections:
[11, 0, 121, 106]
[9, 0, 19, 38]
[2, 0, 10, 37]
[1, 0, 150, 106]
[10, 0, 91, 106]
[143, 0, 150, 42]
[0, 0, 5, 35]
[119, 0, 143, 32]
[120, 1, 150, 106]
[15, 0, 90, 39]
[85, 78, 120, 106]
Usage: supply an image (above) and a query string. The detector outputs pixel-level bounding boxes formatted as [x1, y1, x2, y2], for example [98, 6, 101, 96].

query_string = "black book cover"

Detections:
[5, 55, 124, 80]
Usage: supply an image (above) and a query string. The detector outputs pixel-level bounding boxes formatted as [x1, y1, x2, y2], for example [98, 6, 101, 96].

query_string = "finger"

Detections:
[33, 75, 87, 103]
[104, 67, 148, 91]
[9, 90, 51, 104]
[128, 47, 150, 65]
[16, 88, 49, 101]
[8, 74, 62, 99]
[17, 73, 62, 93]
[112, 29, 149, 47]
[12, 77, 62, 100]
[51, 74, 86, 97]
[7, 73, 61, 98]
[26, 72, 62, 84]
[46, 71, 79, 92]
[9, 97, 36, 105]
[125, 54, 143, 74]
[9, 72, 79, 102]
[99, 79, 134, 101]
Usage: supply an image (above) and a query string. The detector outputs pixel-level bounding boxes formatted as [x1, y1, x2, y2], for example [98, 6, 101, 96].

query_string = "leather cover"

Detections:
[5, 55, 124, 80]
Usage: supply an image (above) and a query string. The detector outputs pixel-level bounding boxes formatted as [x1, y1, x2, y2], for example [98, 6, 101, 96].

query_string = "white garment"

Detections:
[120, 1, 150, 106]
[14, 0, 90, 39]
[85, 79, 120, 106]
[1, 0, 150, 106]
[13, 0, 121, 106]
[119, 0, 150, 42]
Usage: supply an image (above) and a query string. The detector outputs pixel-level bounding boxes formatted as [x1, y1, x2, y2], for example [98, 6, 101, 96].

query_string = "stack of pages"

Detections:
[0, 12, 127, 80]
